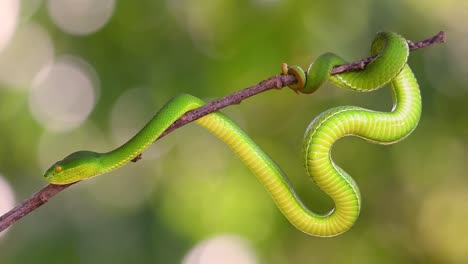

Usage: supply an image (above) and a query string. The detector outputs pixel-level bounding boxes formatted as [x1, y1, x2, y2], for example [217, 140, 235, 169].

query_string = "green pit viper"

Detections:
[44, 32, 421, 237]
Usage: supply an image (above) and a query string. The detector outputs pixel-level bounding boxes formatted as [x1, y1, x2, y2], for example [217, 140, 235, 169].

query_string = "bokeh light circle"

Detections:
[0, 22, 54, 89]
[0, 0, 19, 53]
[29, 56, 98, 132]
[0, 175, 16, 238]
[47, 0, 115, 35]
[182, 235, 258, 264]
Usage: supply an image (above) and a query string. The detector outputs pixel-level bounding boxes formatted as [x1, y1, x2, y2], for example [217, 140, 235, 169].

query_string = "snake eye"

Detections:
[55, 166, 63, 173]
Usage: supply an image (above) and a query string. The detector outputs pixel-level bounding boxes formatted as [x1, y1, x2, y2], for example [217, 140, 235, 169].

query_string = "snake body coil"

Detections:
[44, 32, 421, 237]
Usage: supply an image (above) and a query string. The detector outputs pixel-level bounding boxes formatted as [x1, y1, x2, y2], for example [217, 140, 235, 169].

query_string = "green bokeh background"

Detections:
[0, 0, 467, 263]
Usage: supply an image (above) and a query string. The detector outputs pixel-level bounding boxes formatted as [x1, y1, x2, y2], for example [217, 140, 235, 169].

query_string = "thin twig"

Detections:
[0, 31, 446, 233]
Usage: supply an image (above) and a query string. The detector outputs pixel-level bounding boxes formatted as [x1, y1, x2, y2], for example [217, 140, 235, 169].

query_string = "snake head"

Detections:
[44, 151, 101, 185]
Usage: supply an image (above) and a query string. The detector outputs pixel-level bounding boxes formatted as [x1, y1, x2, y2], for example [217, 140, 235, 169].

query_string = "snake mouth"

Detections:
[46, 177, 75, 185]
[43, 170, 62, 184]
[43, 172, 53, 179]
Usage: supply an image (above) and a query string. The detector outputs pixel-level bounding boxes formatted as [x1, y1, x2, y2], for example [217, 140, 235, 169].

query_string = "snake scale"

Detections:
[44, 32, 421, 237]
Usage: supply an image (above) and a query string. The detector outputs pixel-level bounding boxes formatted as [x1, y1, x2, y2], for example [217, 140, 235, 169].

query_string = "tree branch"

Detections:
[0, 31, 446, 233]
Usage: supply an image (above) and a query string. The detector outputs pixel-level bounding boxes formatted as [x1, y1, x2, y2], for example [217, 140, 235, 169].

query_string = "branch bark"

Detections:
[0, 31, 446, 233]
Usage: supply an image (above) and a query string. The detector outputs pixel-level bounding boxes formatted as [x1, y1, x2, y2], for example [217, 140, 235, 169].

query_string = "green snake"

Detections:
[44, 32, 421, 237]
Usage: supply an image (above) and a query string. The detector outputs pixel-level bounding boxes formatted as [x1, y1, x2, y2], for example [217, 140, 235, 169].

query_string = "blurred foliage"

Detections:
[0, 0, 467, 263]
